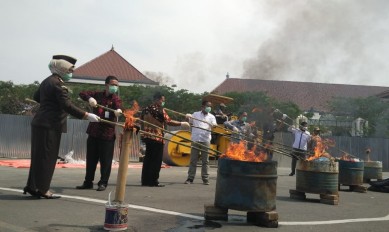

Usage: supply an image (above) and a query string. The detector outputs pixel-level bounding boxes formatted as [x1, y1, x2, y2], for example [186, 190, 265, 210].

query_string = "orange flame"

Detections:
[123, 101, 139, 130]
[306, 137, 332, 161]
[220, 141, 268, 162]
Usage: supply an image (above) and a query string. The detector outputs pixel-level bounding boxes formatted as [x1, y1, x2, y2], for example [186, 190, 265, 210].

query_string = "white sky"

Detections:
[1, 0, 388, 93]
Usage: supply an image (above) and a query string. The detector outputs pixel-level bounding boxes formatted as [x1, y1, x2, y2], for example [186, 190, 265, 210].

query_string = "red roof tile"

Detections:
[72, 48, 157, 85]
[212, 78, 389, 112]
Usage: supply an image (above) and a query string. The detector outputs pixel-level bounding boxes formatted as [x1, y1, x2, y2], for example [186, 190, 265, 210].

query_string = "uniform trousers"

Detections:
[26, 125, 62, 193]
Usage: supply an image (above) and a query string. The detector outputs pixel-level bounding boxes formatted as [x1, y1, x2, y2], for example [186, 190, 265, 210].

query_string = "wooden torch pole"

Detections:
[114, 128, 134, 204]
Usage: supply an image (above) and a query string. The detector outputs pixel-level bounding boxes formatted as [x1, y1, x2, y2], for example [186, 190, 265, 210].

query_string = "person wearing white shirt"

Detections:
[185, 101, 217, 185]
[288, 121, 311, 176]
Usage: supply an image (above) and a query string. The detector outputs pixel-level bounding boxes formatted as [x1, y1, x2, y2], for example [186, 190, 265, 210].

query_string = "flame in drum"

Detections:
[220, 141, 268, 162]
[306, 138, 333, 161]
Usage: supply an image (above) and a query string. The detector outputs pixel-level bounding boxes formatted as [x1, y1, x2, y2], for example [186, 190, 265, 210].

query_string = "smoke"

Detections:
[243, 0, 389, 85]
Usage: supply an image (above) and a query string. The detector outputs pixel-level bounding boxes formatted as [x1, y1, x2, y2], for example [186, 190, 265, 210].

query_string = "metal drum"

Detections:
[296, 160, 339, 195]
[214, 158, 277, 212]
[363, 161, 383, 181]
[338, 160, 364, 186]
[163, 130, 192, 166]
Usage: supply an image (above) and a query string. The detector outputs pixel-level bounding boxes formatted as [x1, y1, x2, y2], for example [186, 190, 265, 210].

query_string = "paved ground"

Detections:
[0, 161, 388, 232]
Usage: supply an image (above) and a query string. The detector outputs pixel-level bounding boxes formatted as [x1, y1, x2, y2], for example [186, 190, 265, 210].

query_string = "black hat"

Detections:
[300, 121, 308, 126]
[52, 55, 77, 65]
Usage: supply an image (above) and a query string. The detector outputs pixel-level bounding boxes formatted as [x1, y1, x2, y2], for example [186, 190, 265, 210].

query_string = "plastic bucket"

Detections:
[104, 204, 129, 231]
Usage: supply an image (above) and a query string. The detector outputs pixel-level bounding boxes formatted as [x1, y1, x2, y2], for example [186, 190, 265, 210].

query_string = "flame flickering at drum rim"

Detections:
[123, 101, 139, 130]
[220, 141, 268, 162]
[306, 138, 333, 161]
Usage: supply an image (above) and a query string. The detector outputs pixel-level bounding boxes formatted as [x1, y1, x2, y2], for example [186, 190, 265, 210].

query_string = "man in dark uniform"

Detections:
[24, 55, 100, 199]
[76, 76, 122, 191]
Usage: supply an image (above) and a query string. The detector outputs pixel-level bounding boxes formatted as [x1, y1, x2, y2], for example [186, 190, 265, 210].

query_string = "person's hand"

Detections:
[114, 109, 122, 117]
[185, 113, 192, 119]
[88, 97, 97, 107]
[86, 113, 100, 122]
[180, 121, 190, 130]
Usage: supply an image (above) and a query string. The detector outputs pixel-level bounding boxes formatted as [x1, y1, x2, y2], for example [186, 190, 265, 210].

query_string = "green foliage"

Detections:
[328, 96, 389, 137]
[0, 81, 39, 115]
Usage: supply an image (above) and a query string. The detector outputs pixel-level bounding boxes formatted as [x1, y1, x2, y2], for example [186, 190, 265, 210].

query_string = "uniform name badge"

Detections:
[105, 111, 110, 118]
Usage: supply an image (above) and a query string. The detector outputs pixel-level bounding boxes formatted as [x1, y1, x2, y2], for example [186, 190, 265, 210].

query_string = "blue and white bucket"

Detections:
[104, 193, 128, 231]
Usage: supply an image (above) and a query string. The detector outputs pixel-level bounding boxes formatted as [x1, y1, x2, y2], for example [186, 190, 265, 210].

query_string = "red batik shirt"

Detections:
[79, 90, 122, 141]
[140, 103, 172, 143]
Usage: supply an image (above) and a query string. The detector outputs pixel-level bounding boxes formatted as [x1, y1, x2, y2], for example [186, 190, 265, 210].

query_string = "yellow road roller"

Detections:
[163, 94, 233, 166]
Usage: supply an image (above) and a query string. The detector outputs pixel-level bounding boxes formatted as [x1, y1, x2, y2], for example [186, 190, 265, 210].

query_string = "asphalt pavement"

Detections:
[0, 161, 388, 232]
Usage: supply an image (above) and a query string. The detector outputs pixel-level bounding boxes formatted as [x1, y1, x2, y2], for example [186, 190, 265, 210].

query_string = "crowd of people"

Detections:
[23, 54, 323, 199]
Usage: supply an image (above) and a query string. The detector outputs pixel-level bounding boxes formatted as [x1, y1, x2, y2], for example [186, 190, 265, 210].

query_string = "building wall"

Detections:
[0, 114, 141, 162]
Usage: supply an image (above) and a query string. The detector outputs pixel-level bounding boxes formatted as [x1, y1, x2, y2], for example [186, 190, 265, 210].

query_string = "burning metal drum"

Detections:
[296, 159, 339, 195]
[338, 160, 364, 186]
[363, 161, 383, 181]
[214, 158, 277, 212]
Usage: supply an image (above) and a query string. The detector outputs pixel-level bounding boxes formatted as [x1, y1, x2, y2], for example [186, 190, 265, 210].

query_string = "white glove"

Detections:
[114, 109, 122, 117]
[185, 113, 192, 119]
[180, 121, 190, 130]
[282, 114, 287, 120]
[88, 97, 97, 107]
[232, 126, 239, 132]
[86, 113, 100, 122]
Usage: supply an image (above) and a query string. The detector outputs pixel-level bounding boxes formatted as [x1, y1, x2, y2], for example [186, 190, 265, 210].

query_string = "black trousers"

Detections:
[291, 148, 306, 174]
[84, 136, 115, 185]
[26, 125, 62, 193]
[141, 139, 164, 186]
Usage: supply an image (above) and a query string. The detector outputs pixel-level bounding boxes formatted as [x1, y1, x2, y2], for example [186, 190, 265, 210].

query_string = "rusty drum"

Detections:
[296, 159, 339, 195]
[214, 158, 277, 212]
[363, 161, 383, 181]
[338, 160, 364, 186]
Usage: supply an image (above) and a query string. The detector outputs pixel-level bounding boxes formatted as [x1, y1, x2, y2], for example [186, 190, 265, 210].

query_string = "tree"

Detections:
[328, 96, 389, 137]
[0, 81, 39, 115]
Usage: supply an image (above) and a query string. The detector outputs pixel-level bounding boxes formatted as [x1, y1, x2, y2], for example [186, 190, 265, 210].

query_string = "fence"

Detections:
[0, 114, 388, 171]
[0, 114, 141, 162]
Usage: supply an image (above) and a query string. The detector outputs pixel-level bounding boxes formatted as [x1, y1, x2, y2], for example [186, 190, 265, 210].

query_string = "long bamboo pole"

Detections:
[114, 128, 135, 204]
[139, 130, 221, 155]
[97, 105, 301, 159]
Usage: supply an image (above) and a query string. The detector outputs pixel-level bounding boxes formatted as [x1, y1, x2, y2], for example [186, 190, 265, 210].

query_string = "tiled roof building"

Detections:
[71, 47, 158, 86]
[212, 78, 389, 112]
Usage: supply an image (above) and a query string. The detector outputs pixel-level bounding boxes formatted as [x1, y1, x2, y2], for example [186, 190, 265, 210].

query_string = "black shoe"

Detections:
[76, 182, 93, 189]
[185, 179, 193, 184]
[96, 185, 106, 191]
[289, 173, 295, 176]
[23, 186, 38, 196]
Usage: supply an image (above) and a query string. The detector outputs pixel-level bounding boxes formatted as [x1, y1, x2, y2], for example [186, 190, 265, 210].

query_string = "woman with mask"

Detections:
[76, 76, 122, 191]
[288, 121, 311, 176]
[185, 100, 217, 185]
[24, 55, 100, 199]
